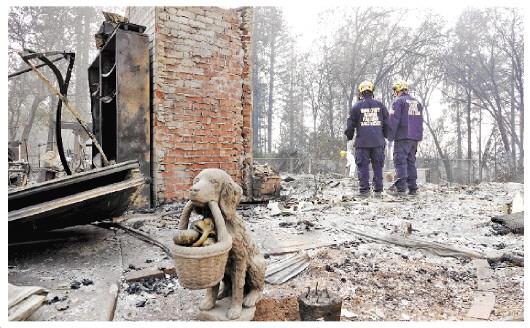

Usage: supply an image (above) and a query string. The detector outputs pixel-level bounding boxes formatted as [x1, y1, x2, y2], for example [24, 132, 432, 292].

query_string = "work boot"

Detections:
[408, 189, 418, 196]
[357, 192, 370, 199]
[373, 191, 383, 198]
[387, 189, 407, 197]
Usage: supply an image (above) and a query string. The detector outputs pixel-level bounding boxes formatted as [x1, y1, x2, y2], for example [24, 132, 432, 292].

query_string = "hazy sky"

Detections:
[282, 4, 465, 52]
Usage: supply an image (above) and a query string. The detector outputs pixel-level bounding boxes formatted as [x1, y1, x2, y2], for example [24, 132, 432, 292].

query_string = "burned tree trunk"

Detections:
[424, 117, 452, 182]
[267, 39, 276, 154]
[20, 93, 46, 143]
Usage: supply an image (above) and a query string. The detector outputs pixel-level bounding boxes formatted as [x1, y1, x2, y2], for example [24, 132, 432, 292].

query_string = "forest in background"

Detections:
[252, 7, 523, 182]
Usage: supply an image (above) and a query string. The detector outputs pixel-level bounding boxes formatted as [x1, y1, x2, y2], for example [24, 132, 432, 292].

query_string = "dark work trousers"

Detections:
[393, 140, 418, 192]
[355, 146, 385, 193]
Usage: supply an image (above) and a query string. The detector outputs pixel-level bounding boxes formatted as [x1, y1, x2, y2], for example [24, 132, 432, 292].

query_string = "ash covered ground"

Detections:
[116, 175, 524, 321]
[9, 174, 524, 321]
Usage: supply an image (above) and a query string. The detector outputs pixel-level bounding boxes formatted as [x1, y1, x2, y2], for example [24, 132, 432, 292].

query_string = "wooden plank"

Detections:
[264, 241, 336, 256]
[466, 292, 495, 320]
[8, 294, 47, 321]
[8, 284, 47, 308]
[344, 225, 485, 259]
[9, 177, 144, 221]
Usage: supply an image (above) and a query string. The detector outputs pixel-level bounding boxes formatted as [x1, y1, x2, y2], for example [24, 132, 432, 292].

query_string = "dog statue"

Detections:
[178, 168, 266, 320]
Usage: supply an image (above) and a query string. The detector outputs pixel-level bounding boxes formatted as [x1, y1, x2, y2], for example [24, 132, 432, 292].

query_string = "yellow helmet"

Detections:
[358, 80, 375, 93]
[392, 80, 408, 93]
[340, 150, 347, 158]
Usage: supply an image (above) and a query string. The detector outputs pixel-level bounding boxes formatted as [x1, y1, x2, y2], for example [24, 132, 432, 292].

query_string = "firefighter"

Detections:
[344, 81, 390, 198]
[387, 80, 424, 196]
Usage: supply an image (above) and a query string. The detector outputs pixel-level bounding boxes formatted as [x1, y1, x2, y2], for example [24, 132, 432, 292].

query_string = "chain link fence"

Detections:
[254, 157, 488, 185]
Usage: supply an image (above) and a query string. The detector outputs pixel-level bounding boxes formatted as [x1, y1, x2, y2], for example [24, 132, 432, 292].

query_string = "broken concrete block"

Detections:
[254, 297, 300, 321]
[125, 267, 165, 282]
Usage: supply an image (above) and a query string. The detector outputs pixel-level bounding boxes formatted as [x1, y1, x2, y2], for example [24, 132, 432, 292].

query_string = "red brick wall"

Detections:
[134, 7, 254, 203]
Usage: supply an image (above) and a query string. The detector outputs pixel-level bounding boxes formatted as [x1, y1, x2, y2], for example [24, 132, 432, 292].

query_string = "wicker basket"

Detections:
[172, 236, 232, 290]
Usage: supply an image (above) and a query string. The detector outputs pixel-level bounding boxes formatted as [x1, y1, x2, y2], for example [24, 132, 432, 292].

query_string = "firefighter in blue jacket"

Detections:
[387, 80, 424, 196]
[344, 81, 390, 198]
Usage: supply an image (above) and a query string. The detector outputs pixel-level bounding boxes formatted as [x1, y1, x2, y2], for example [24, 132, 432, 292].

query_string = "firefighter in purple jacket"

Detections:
[344, 81, 390, 198]
[387, 80, 423, 196]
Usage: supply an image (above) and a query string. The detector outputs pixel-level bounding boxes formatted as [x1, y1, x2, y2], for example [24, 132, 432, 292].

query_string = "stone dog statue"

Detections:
[178, 168, 266, 320]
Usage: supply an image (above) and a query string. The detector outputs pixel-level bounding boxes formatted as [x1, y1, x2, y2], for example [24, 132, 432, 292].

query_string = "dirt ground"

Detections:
[8, 174, 524, 321]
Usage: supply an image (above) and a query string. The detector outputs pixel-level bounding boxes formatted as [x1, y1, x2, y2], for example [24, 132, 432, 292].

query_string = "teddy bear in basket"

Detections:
[173, 217, 217, 247]
[175, 169, 266, 320]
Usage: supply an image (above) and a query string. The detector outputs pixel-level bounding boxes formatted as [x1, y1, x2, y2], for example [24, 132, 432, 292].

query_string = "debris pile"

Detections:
[251, 163, 281, 201]
[239, 177, 524, 320]
[124, 277, 177, 297]
[8, 172, 524, 321]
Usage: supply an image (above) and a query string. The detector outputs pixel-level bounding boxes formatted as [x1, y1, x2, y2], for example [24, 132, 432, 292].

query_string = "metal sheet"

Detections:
[8, 161, 145, 237]
[116, 29, 151, 207]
